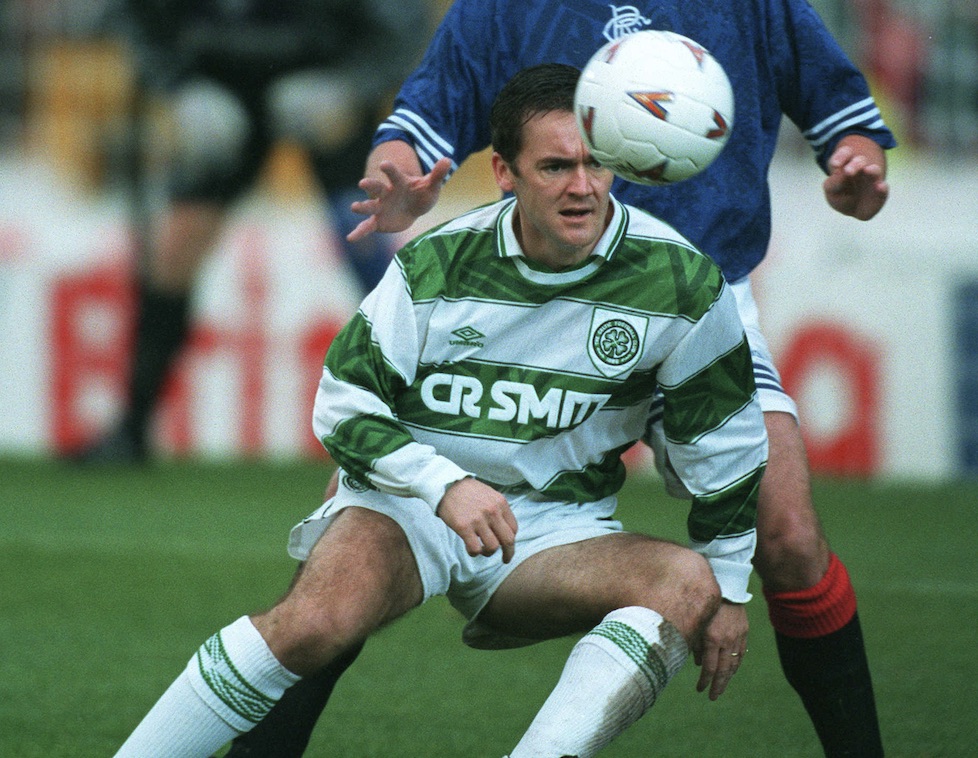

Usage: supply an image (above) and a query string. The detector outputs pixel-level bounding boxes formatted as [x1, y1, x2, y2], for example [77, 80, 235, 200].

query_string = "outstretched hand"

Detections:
[693, 600, 749, 700]
[822, 134, 889, 221]
[347, 157, 453, 242]
[437, 477, 518, 564]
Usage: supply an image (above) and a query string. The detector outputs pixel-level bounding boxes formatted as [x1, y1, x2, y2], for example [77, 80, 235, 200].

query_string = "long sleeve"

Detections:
[658, 280, 768, 602]
[312, 262, 472, 511]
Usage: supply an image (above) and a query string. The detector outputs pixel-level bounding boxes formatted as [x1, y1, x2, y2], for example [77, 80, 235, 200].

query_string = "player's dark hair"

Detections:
[490, 63, 581, 168]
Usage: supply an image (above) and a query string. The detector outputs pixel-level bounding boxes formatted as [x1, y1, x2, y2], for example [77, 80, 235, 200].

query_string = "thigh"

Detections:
[288, 476, 464, 605]
[479, 532, 716, 643]
[255, 506, 423, 675]
[287, 506, 423, 620]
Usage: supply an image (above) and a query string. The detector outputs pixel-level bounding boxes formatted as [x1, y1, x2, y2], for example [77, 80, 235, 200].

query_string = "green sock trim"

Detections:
[197, 630, 277, 725]
[585, 620, 668, 693]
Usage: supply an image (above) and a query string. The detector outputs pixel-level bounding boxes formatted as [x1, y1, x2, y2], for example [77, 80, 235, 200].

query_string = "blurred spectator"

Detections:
[807, 0, 927, 149]
[812, 0, 978, 155]
[854, 0, 929, 148]
[75, 0, 428, 463]
[918, 0, 978, 154]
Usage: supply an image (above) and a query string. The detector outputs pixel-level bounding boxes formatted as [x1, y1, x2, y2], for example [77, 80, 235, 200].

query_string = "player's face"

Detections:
[493, 110, 614, 271]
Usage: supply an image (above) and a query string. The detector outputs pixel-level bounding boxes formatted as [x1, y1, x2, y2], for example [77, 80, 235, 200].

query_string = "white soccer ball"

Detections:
[574, 30, 735, 185]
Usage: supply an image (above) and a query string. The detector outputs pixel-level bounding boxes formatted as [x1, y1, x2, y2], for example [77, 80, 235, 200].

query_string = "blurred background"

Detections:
[0, 0, 975, 480]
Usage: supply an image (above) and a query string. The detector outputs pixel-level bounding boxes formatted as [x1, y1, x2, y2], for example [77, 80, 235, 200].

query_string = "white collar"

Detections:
[495, 195, 628, 284]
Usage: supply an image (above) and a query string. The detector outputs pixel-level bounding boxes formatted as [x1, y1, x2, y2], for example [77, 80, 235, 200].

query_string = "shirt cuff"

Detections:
[409, 456, 473, 512]
[707, 557, 753, 604]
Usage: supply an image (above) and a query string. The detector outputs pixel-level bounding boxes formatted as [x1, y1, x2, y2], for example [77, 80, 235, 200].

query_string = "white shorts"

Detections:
[645, 277, 795, 495]
[288, 472, 623, 649]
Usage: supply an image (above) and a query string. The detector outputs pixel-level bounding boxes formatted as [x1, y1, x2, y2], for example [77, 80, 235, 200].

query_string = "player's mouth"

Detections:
[559, 207, 593, 218]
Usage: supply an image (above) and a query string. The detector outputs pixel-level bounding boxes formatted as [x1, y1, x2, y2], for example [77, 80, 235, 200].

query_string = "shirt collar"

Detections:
[496, 194, 627, 265]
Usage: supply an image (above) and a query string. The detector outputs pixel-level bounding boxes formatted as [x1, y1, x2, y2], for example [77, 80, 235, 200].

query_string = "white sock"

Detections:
[115, 616, 300, 757]
[509, 606, 688, 758]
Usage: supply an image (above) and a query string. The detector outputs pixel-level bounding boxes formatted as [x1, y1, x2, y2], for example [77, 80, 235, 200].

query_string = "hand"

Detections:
[693, 600, 748, 700]
[346, 156, 453, 242]
[822, 134, 889, 221]
[436, 478, 518, 564]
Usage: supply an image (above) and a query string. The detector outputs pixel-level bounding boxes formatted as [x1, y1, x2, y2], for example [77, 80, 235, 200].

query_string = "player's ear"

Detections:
[492, 151, 516, 193]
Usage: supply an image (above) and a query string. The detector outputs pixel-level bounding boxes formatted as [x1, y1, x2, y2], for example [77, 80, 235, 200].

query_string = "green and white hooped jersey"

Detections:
[314, 196, 767, 600]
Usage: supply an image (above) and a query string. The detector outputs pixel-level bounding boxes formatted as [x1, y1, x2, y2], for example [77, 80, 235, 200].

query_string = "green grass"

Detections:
[1, 457, 976, 756]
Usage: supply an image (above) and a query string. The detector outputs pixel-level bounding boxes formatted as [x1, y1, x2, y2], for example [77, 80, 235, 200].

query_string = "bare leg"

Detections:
[485, 533, 721, 758]
[116, 507, 422, 757]
[754, 412, 883, 756]
[76, 203, 226, 462]
[223, 469, 347, 757]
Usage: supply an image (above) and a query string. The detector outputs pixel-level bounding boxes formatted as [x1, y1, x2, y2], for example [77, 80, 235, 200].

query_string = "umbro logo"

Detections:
[449, 326, 485, 348]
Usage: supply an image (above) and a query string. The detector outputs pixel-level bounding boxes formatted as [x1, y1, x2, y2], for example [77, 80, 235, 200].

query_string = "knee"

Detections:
[754, 424, 830, 589]
[675, 549, 722, 615]
[253, 597, 370, 677]
[754, 506, 829, 591]
[645, 549, 721, 641]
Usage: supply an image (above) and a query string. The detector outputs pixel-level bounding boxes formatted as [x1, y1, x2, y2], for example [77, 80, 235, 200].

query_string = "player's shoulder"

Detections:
[393, 200, 507, 292]
[403, 200, 502, 258]
[620, 201, 698, 249]
[617, 199, 726, 314]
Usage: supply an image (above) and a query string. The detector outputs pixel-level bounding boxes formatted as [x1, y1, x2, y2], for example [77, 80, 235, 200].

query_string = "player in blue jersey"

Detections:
[230, 2, 893, 757]
[115, 63, 767, 758]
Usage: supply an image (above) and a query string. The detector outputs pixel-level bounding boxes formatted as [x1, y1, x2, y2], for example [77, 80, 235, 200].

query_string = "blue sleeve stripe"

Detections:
[806, 110, 886, 150]
[377, 109, 458, 174]
[377, 120, 441, 172]
[802, 97, 883, 148]
[388, 108, 455, 154]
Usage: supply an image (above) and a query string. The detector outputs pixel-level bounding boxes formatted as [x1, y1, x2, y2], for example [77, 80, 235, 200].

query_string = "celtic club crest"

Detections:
[342, 473, 370, 493]
[588, 308, 648, 377]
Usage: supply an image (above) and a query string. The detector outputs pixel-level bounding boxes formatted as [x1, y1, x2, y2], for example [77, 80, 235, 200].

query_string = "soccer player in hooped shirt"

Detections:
[115, 63, 767, 758]
[223, 2, 893, 756]
[337, 2, 894, 756]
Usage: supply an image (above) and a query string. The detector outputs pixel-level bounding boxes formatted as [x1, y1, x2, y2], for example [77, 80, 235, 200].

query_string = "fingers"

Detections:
[348, 157, 452, 243]
[822, 159, 889, 220]
[346, 215, 378, 243]
[468, 504, 517, 563]
[695, 645, 718, 694]
[696, 646, 748, 700]
[493, 507, 517, 564]
[428, 157, 453, 185]
[439, 479, 517, 563]
[693, 601, 748, 700]
[378, 160, 410, 189]
[827, 143, 855, 172]
[825, 154, 883, 188]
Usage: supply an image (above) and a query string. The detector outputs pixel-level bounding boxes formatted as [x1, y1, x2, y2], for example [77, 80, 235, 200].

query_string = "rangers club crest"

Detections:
[603, 5, 653, 42]
[588, 308, 648, 377]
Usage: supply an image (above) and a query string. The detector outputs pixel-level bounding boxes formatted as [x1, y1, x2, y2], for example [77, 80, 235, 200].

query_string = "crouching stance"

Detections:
[115, 63, 767, 757]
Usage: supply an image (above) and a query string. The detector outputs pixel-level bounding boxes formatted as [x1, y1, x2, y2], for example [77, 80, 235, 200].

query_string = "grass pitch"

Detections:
[1, 456, 975, 757]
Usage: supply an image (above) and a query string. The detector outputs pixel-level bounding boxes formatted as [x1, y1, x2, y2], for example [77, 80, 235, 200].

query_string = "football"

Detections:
[574, 30, 735, 185]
